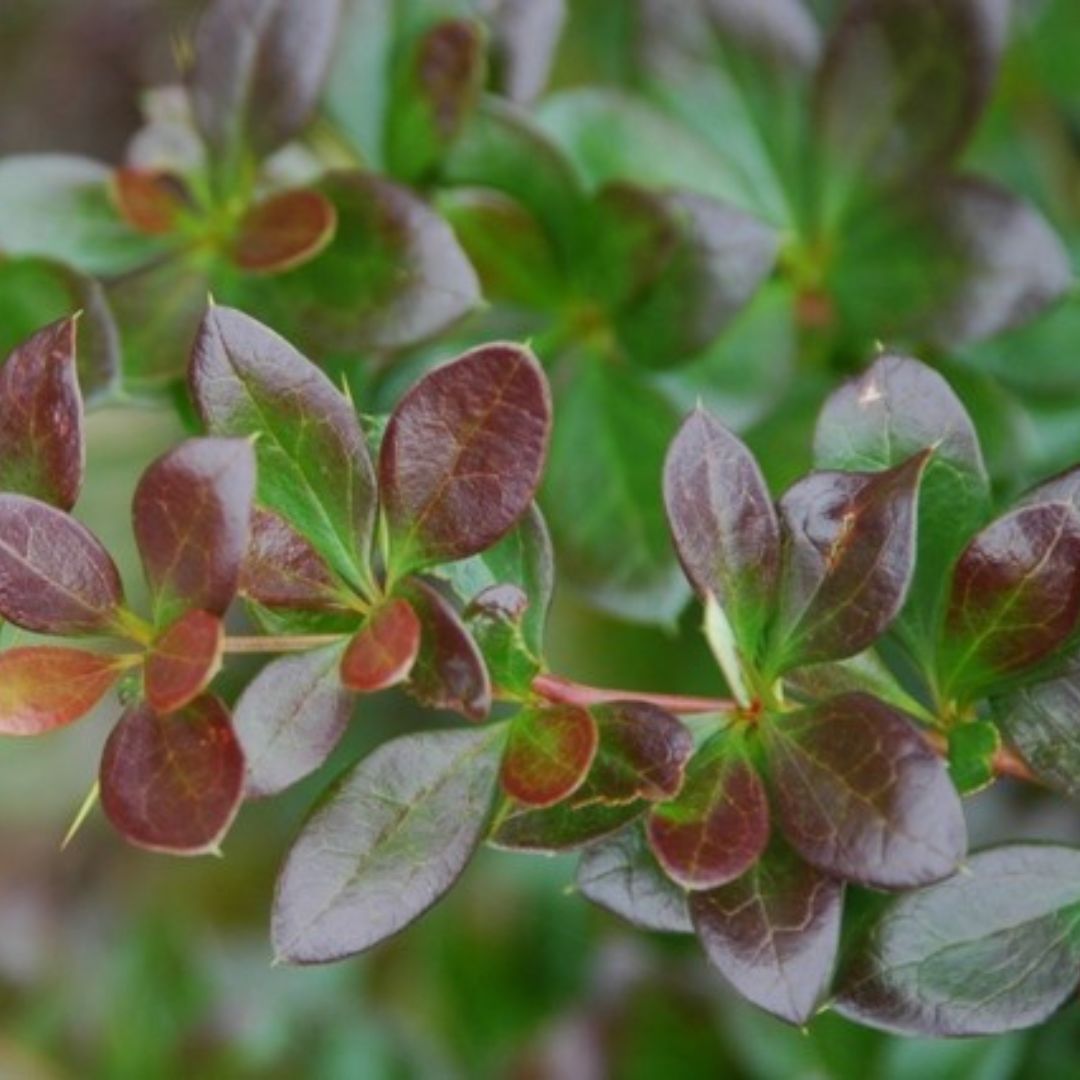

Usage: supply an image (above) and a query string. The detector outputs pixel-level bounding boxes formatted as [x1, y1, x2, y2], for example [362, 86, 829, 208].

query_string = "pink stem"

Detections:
[532, 673, 736, 715]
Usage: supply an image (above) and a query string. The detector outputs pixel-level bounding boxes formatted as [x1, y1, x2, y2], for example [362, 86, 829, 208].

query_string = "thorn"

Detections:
[270, 953, 287, 968]
[207, 843, 224, 859]
[61, 780, 100, 851]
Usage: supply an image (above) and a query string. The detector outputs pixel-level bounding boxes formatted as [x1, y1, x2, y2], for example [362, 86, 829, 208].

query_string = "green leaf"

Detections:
[272, 724, 505, 962]
[501, 704, 599, 808]
[489, 796, 645, 854]
[947, 719, 1001, 795]
[464, 585, 541, 697]
[836, 844, 1080, 1036]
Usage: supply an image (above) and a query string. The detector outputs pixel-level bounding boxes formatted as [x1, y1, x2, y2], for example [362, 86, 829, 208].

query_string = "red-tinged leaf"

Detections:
[762, 693, 966, 889]
[836, 844, 1080, 1036]
[0, 647, 123, 735]
[381, 343, 551, 570]
[190, 0, 342, 158]
[0, 494, 124, 634]
[690, 837, 844, 1026]
[664, 408, 779, 654]
[100, 696, 245, 855]
[646, 735, 769, 891]
[489, 798, 645, 853]
[231, 189, 337, 274]
[190, 306, 377, 590]
[132, 437, 255, 627]
[144, 610, 224, 715]
[584, 702, 694, 804]
[234, 643, 353, 798]
[404, 580, 492, 721]
[767, 452, 930, 674]
[240, 508, 346, 610]
[577, 825, 693, 934]
[0, 317, 84, 510]
[340, 598, 422, 693]
[272, 726, 505, 963]
[501, 705, 599, 808]
[111, 167, 187, 235]
[939, 503, 1080, 699]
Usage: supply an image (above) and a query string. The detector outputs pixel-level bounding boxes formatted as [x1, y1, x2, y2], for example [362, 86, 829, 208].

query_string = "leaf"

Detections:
[766, 452, 930, 674]
[489, 0, 566, 105]
[545, 355, 689, 625]
[585, 701, 695, 804]
[0, 647, 123, 736]
[189, 0, 342, 159]
[0, 154, 163, 276]
[0, 316, 84, 510]
[762, 692, 966, 889]
[577, 824, 693, 934]
[646, 733, 769, 891]
[132, 437, 256, 627]
[144, 610, 225, 715]
[814, 354, 990, 653]
[340, 598, 422, 693]
[380, 342, 551, 570]
[464, 584, 541, 697]
[690, 836, 844, 1026]
[191, 305, 377, 590]
[0, 494, 125, 634]
[230, 189, 338, 274]
[490, 797, 645, 853]
[938, 502, 1080, 700]
[501, 704, 599, 808]
[99, 696, 245, 855]
[836, 844, 1080, 1036]
[405, 579, 491, 721]
[272, 725, 505, 963]
[111, 168, 187, 236]
[234, 643, 353, 798]
[240, 507, 348, 610]
[947, 720, 1000, 795]
[664, 407, 779, 655]
[783, 649, 930, 720]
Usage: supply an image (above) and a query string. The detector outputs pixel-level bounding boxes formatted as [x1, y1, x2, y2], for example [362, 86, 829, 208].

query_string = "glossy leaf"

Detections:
[405, 580, 491, 722]
[763, 693, 966, 889]
[132, 437, 256, 627]
[0, 494, 125, 634]
[111, 168, 186, 235]
[691, 836, 844, 1025]
[501, 705, 599, 808]
[767, 453, 930, 674]
[939, 502, 1080, 699]
[0, 317, 84, 510]
[340, 598, 422, 693]
[234, 643, 352, 798]
[191, 306, 377, 589]
[100, 696, 245, 855]
[664, 407, 779, 654]
[814, 354, 990, 651]
[144, 610, 225, 715]
[381, 343, 551, 570]
[577, 824, 693, 934]
[489, 797, 645, 854]
[836, 844, 1080, 1036]
[646, 734, 769, 891]
[0, 647, 123, 736]
[231, 189, 337, 274]
[947, 719, 1000, 795]
[272, 725, 505, 963]
[190, 0, 342, 158]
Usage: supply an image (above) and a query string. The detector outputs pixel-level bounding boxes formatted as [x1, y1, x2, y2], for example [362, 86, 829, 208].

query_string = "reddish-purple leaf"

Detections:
[111, 167, 187, 236]
[0, 647, 124, 735]
[100, 696, 245, 855]
[646, 736, 769, 891]
[768, 452, 930, 674]
[340, 598, 422, 693]
[234, 643, 353, 798]
[584, 701, 694, 804]
[272, 726, 505, 963]
[0, 494, 125, 634]
[231, 189, 337, 274]
[380, 343, 551, 569]
[664, 408, 779, 653]
[501, 705, 599, 808]
[405, 580, 492, 721]
[940, 503, 1080, 698]
[132, 437, 255, 627]
[144, 610, 224, 715]
[763, 693, 966, 889]
[0, 317, 84, 510]
[690, 837, 844, 1025]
